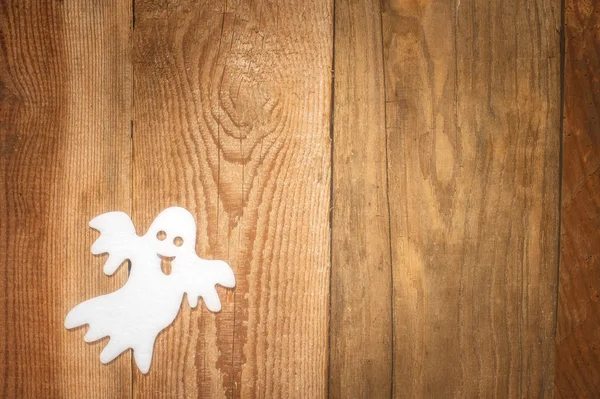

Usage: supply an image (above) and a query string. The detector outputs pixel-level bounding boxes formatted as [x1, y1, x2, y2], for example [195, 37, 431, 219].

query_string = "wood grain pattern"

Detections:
[3, 0, 595, 396]
[330, 0, 393, 398]
[0, 1, 132, 397]
[383, 0, 561, 396]
[132, 0, 332, 397]
[555, 0, 600, 397]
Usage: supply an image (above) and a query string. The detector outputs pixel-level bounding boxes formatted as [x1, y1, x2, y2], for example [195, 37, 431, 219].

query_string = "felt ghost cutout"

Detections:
[65, 207, 235, 374]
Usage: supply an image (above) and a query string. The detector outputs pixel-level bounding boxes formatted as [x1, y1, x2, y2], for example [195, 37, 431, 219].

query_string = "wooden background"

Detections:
[0, 0, 597, 397]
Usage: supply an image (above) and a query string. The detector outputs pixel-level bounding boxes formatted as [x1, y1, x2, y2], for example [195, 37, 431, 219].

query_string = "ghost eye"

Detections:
[173, 237, 183, 247]
[157, 231, 167, 241]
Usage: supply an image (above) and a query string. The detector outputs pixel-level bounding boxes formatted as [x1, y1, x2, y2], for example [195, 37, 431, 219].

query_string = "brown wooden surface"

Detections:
[1, 0, 597, 397]
[555, 0, 600, 397]
[383, 0, 561, 396]
[0, 1, 132, 397]
[330, 0, 393, 398]
[132, 0, 332, 397]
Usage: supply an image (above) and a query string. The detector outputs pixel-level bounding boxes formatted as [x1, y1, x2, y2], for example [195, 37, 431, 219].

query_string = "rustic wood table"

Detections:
[1, 0, 597, 397]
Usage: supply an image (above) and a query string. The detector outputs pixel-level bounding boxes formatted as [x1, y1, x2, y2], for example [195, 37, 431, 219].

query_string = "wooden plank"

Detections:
[383, 0, 561, 396]
[330, 0, 393, 397]
[0, 1, 132, 397]
[555, 0, 600, 397]
[132, 0, 332, 397]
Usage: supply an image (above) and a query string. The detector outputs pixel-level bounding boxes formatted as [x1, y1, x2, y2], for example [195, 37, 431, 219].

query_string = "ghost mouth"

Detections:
[157, 254, 174, 275]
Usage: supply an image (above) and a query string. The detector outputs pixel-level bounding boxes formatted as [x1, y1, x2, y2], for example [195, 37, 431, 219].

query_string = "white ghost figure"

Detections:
[64, 206, 235, 374]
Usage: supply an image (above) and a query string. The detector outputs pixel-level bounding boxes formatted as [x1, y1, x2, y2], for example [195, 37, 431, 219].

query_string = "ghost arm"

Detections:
[89, 211, 138, 275]
[182, 258, 236, 312]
